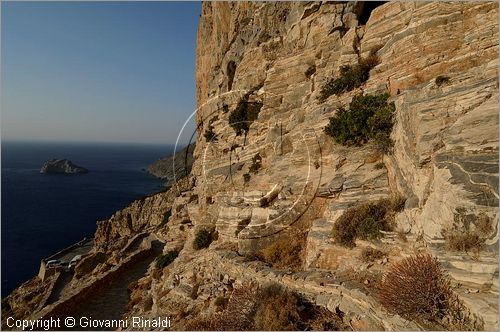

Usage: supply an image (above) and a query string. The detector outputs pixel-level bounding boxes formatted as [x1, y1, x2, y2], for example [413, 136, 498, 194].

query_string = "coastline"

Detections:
[1, 141, 171, 295]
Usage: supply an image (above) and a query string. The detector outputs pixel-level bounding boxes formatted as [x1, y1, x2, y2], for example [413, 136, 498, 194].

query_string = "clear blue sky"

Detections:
[1, 1, 201, 145]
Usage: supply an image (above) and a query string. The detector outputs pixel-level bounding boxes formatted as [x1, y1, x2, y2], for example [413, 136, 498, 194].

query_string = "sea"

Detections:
[1, 141, 174, 296]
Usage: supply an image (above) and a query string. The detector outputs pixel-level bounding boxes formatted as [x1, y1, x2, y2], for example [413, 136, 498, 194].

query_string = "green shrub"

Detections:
[358, 217, 386, 240]
[374, 162, 385, 169]
[332, 195, 405, 247]
[155, 250, 179, 269]
[319, 55, 378, 101]
[228, 95, 263, 136]
[324, 93, 395, 153]
[193, 229, 213, 250]
[435, 75, 450, 87]
[373, 132, 393, 154]
[157, 209, 172, 228]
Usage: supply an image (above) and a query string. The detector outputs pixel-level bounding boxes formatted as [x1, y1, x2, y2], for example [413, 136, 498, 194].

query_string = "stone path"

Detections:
[45, 271, 73, 306]
[35, 237, 164, 331]
[68, 250, 157, 330]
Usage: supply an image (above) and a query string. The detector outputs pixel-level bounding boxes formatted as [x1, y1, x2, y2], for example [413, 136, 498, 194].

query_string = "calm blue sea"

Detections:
[1, 141, 173, 295]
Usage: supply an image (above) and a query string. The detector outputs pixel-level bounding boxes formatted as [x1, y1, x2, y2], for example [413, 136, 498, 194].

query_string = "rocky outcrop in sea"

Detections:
[40, 159, 88, 174]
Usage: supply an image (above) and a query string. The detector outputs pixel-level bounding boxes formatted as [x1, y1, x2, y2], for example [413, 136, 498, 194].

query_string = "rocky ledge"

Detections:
[40, 159, 88, 174]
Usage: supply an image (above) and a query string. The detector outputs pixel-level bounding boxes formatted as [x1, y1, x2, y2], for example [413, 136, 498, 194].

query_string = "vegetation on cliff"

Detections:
[318, 55, 379, 101]
[204, 116, 218, 142]
[157, 209, 172, 228]
[193, 229, 214, 250]
[228, 95, 263, 137]
[257, 227, 305, 271]
[443, 212, 492, 254]
[332, 195, 405, 247]
[378, 254, 483, 330]
[360, 247, 386, 263]
[155, 250, 179, 269]
[435, 75, 450, 87]
[324, 92, 395, 153]
[186, 283, 348, 330]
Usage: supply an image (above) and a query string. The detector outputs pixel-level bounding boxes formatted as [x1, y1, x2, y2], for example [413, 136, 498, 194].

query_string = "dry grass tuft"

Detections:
[257, 198, 327, 270]
[360, 247, 386, 263]
[186, 283, 347, 331]
[397, 231, 408, 242]
[378, 253, 483, 329]
[475, 213, 493, 236]
[378, 254, 452, 321]
[444, 212, 492, 254]
[253, 284, 301, 330]
[387, 194, 406, 213]
[445, 231, 484, 253]
[258, 228, 305, 271]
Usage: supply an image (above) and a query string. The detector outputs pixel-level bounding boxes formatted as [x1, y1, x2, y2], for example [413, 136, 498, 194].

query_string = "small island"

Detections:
[40, 159, 88, 174]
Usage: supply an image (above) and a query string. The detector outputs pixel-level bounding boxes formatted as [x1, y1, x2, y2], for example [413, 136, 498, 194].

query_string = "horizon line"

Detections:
[0, 138, 193, 146]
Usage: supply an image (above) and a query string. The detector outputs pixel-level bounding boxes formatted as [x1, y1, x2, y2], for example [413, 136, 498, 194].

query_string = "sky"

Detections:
[1, 1, 201, 145]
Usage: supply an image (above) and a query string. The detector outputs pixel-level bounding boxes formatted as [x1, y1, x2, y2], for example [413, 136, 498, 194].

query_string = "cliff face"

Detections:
[124, 2, 498, 329]
[3, 2, 498, 331]
[187, 1, 498, 328]
[195, 1, 498, 244]
[194, 1, 498, 257]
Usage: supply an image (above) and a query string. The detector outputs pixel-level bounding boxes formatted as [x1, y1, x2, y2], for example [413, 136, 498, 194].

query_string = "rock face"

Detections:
[40, 159, 88, 174]
[147, 143, 195, 187]
[189, 1, 499, 329]
[3, 2, 499, 331]
[194, 2, 498, 243]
